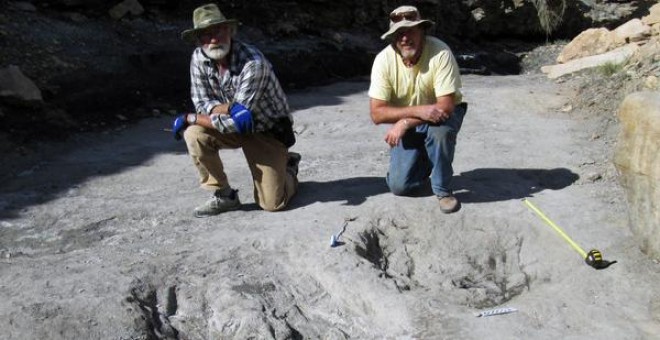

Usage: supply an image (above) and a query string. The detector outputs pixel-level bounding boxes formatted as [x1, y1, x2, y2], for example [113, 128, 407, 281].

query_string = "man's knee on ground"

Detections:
[387, 172, 414, 196]
[258, 193, 288, 212]
[388, 181, 413, 196]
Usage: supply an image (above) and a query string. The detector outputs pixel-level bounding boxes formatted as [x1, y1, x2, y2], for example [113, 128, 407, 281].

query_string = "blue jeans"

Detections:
[386, 103, 467, 197]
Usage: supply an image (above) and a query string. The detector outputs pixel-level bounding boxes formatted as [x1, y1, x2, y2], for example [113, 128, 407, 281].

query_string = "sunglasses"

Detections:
[389, 10, 418, 23]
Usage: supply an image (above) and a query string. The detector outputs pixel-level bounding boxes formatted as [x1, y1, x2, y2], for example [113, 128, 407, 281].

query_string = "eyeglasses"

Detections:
[389, 10, 418, 23]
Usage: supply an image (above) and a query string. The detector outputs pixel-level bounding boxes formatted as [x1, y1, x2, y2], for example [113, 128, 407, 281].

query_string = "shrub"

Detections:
[532, 0, 567, 38]
[598, 61, 626, 77]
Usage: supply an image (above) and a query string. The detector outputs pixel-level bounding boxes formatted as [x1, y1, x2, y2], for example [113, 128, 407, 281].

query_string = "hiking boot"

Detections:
[437, 195, 460, 214]
[193, 188, 240, 218]
[286, 152, 301, 177]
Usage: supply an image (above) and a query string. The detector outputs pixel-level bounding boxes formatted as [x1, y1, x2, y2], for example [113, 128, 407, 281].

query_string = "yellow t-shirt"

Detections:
[368, 36, 463, 106]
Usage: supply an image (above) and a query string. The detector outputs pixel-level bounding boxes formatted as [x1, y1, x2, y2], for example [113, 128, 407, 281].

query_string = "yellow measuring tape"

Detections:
[523, 199, 587, 259]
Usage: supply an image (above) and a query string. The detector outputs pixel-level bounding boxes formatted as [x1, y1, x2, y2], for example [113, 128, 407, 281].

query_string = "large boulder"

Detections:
[542, 43, 638, 79]
[556, 28, 620, 63]
[613, 92, 660, 260]
[642, 2, 660, 35]
[0, 65, 43, 103]
[642, 3, 660, 25]
[613, 18, 652, 44]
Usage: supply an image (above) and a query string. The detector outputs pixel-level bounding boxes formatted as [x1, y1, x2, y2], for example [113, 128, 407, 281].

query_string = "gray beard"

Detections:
[203, 44, 230, 61]
[399, 48, 417, 61]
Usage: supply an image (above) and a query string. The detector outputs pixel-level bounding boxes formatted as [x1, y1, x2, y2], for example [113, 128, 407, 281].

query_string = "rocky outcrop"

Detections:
[542, 43, 639, 79]
[108, 0, 144, 20]
[613, 18, 652, 43]
[37, 0, 645, 40]
[0, 0, 652, 146]
[556, 28, 621, 64]
[543, 3, 660, 261]
[543, 3, 660, 79]
[642, 2, 660, 26]
[0, 65, 42, 103]
[614, 92, 660, 260]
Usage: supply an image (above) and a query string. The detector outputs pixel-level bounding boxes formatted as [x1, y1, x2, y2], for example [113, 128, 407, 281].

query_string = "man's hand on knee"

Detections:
[173, 113, 197, 140]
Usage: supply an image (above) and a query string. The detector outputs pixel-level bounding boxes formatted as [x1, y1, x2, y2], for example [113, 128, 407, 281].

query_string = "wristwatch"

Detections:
[187, 113, 197, 125]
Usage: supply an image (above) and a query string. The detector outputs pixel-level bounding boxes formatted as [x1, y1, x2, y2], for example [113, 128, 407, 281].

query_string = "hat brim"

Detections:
[381, 20, 434, 40]
[181, 19, 239, 42]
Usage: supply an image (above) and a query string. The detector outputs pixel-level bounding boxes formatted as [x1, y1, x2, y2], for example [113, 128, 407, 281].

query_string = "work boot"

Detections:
[193, 188, 240, 218]
[286, 152, 301, 177]
[437, 195, 460, 214]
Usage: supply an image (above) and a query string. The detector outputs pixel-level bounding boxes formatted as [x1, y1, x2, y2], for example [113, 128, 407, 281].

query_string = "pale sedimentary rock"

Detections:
[614, 92, 660, 260]
[541, 43, 638, 79]
[556, 28, 619, 64]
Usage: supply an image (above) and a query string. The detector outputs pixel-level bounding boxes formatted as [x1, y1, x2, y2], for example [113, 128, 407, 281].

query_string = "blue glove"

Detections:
[229, 102, 254, 134]
[172, 114, 188, 140]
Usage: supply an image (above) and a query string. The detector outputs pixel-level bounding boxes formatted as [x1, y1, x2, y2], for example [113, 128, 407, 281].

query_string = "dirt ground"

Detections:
[1, 74, 659, 339]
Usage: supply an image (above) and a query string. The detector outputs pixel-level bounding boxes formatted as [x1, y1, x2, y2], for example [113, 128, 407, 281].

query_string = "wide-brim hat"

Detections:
[181, 3, 239, 42]
[381, 5, 435, 40]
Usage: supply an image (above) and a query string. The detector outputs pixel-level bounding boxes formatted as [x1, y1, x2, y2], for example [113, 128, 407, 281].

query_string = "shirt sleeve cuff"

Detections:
[202, 101, 222, 115]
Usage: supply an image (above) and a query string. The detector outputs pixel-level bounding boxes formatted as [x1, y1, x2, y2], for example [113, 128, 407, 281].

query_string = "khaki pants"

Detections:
[183, 125, 297, 211]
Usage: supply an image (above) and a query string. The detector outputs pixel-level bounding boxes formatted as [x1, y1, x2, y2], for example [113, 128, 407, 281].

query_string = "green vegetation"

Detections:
[598, 61, 626, 77]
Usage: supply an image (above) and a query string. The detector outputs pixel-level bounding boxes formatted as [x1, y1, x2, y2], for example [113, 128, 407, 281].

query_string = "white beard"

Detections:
[203, 43, 230, 61]
[399, 47, 417, 61]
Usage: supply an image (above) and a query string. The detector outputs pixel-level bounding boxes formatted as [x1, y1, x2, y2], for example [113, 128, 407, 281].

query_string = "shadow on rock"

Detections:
[0, 117, 186, 219]
[453, 167, 579, 203]
[288, 80, 369, 111]
[291, 176, 388, 208]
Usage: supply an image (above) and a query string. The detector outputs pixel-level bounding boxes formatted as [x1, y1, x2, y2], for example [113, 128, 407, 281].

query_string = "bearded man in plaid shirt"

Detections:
[173, 4, 299, 217]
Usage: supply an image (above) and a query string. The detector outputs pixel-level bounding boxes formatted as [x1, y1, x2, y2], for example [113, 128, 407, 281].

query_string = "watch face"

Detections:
[187, 114, 197, 124]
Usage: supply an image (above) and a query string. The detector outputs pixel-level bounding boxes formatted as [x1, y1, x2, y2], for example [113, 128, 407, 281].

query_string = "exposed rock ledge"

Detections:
[614, 92, 660, 260]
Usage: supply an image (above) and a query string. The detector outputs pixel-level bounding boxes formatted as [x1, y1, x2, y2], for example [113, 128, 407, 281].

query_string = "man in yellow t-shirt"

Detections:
[368, 5, 467, 213]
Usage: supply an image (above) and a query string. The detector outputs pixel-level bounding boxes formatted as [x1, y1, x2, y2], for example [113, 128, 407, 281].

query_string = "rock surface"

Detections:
[0, 0, 653, 148]
[542, 43, 639, 79]
[2, 75, 659, 339]
[555, 27, 621, 64]
[0, 65, 43, 102]
[613, 18, 652, 43]
[614, 92, 660, 260]
[545, 3, 659, 77]
[539, 3, 659, 257]
[1, 0, 660, 338]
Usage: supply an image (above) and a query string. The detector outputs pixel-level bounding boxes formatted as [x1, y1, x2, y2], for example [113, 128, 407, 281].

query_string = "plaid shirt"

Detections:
[189, 40, 291, 132]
